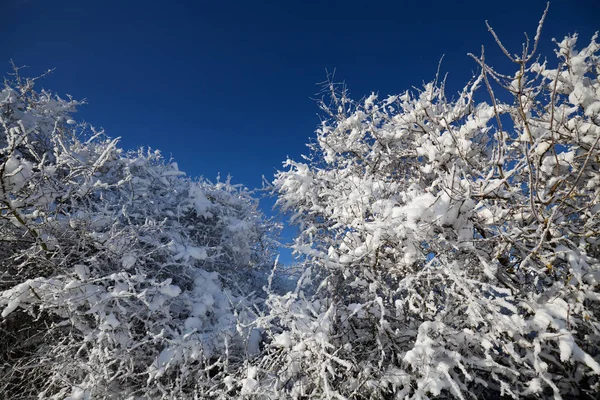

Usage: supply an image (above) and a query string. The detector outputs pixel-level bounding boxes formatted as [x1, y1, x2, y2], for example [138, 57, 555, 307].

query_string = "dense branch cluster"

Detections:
[0, 70, 277, 398]
[256, 18, 600, 400]
[1, 12, 599, 400]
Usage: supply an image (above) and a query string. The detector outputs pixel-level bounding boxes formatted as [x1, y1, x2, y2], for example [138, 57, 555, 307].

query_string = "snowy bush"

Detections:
[2, 8, 599, 400]
[250, 10, 600, 400]
[0, 67, 277, 398]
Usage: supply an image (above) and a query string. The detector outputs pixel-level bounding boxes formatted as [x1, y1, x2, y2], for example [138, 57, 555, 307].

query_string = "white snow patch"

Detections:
[73, 264, 90, 280]
[159, 284, 181, 297]
[101, 313, 120, 330]
[273, 331, 292, 348]
[121, 254, 137, 269]
[241, 366, 259, 395]
[187, 246, 208, 261]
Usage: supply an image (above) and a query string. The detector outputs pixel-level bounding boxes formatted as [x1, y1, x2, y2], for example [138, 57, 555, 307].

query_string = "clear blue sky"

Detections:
[2, 0, 598, 263]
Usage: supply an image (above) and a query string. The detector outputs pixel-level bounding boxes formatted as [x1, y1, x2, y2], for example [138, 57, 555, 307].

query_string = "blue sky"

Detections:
[2, 0, 598, 263]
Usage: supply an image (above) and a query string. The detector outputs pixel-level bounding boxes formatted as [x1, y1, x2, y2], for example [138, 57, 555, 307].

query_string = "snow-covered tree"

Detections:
[249, 10, 600, 399]
[0, 67, 277, 399]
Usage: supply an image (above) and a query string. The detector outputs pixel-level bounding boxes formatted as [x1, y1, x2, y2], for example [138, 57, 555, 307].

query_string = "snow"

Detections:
[273, 331, 292, 348]
[157, 348, 176, 368]
[186, 246, 208, 261]
[184, 317, 203, 331]
[2, 296, 22, 318]
[558, 332, 574, 362]
[223, 375, 235, 390]
[190, 185, 213, 217]
[121, 254, 136, 269]
[241, 366, 258, 395]
[73, 264, 89, 280]
[4, 154, 33, 191]
[101, 313, 120, 330]
[65, 386, 89, 400]
[159, 284, 182, 297]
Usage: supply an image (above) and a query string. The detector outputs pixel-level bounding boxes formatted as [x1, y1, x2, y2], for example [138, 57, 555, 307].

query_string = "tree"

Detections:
[0, 67, 277, 399]
[250, 9, 600, 399]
